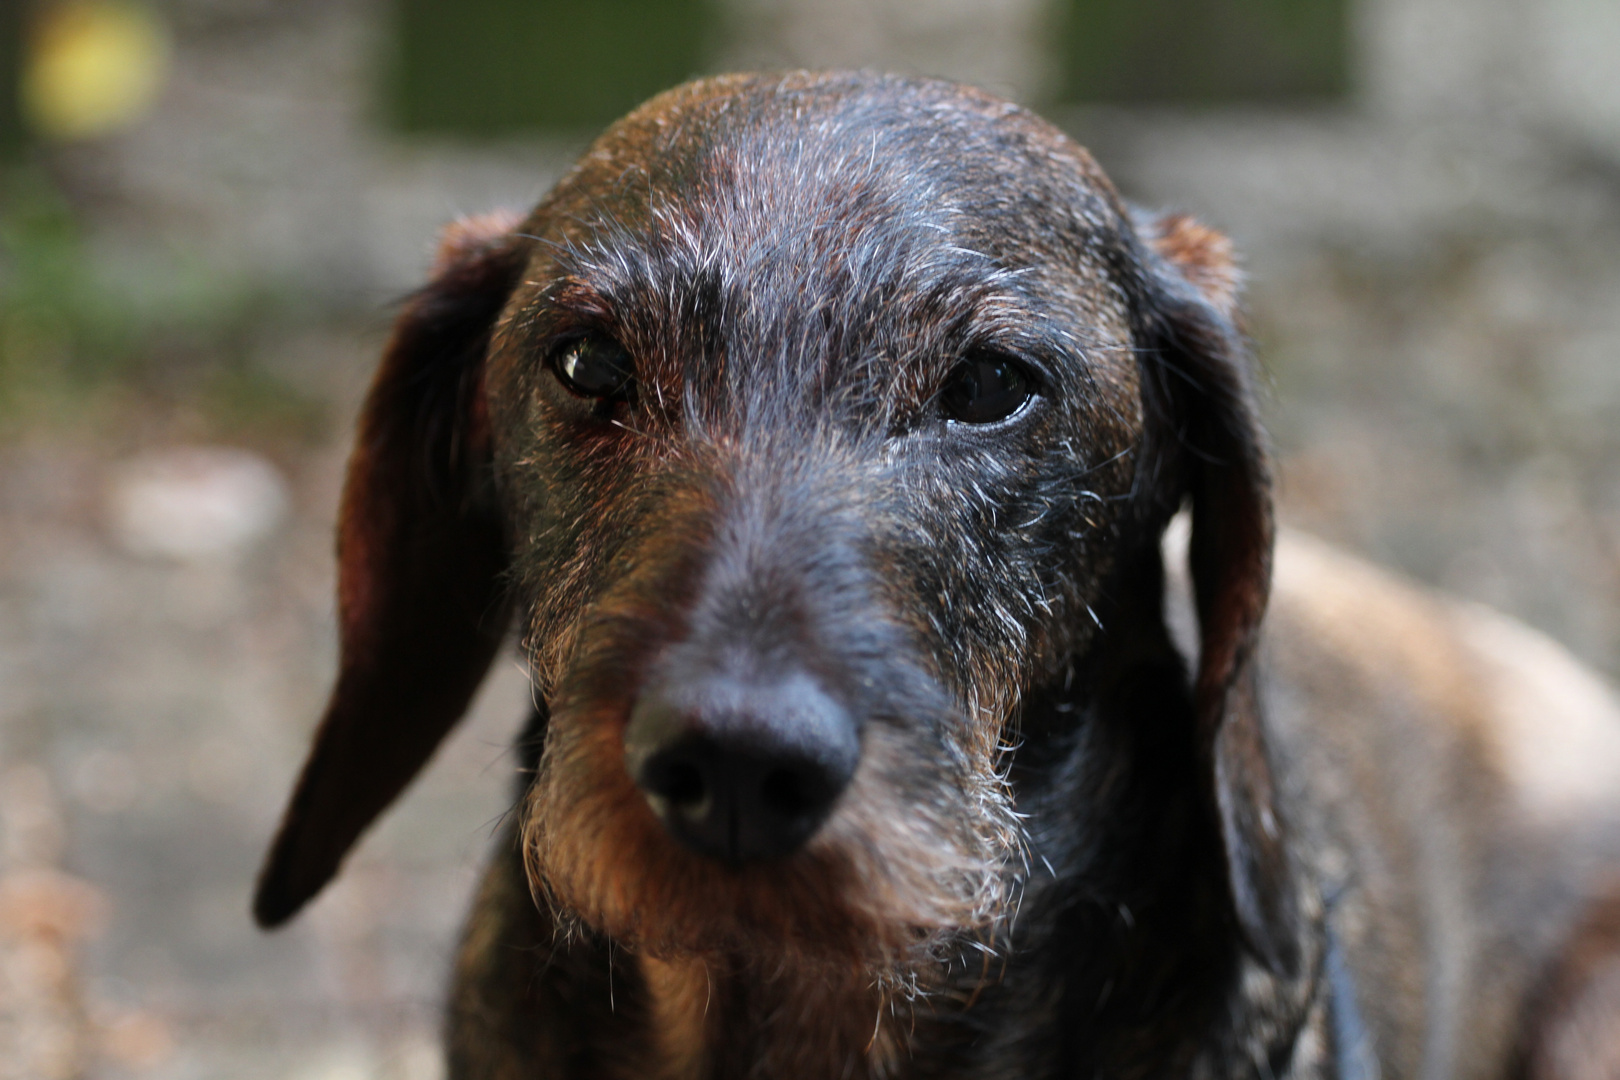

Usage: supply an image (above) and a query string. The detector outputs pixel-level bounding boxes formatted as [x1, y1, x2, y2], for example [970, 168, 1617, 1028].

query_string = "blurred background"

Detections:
[1, 0, 1618, 1076]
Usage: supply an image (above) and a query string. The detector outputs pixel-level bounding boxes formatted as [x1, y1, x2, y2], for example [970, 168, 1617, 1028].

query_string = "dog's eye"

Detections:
[552, 335, 635, 400]
[940, 350, 1033, 424]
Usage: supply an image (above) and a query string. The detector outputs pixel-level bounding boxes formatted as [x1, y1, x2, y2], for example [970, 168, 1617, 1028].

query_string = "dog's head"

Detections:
[254, 72, 1286, 976]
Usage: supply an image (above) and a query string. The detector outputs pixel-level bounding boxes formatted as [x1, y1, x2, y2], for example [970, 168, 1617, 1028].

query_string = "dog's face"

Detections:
[255, 72, 1285, 979]
[496, 75, 1150, 962]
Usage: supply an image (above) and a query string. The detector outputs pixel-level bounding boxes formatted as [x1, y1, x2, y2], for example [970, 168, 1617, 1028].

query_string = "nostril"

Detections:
[648, 756, 707, 810]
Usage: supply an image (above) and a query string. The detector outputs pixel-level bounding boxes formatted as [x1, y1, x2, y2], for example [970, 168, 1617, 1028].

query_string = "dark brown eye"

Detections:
[940, 350, 1033, 424]
[552, 335, 634, 400]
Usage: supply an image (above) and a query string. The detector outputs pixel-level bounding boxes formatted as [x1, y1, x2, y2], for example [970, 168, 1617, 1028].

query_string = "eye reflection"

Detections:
[552, 335, 635, 400]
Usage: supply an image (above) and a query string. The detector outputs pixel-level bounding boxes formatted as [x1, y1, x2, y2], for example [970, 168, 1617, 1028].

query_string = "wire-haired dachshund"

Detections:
[252, 72, 1620, 1079]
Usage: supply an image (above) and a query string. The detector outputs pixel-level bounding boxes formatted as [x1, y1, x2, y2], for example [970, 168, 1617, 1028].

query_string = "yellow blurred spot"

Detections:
[21, 1, 171, 141]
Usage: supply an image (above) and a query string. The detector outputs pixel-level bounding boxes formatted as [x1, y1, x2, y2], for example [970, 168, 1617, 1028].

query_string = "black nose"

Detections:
[623, 672, 859, 863]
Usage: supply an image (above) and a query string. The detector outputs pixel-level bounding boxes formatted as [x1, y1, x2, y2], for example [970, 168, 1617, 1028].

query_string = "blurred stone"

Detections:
[0, 765, 65, 867]
[722, 0, 1051, 103]
[107, 447, 288, 562]
[186, 735, 253, 805]
[292, 1043, 384, 1080]
[68, 749, 140, 816]
[99, 1008, 175, 1069]
[0, 869, 108, 942]
[0, 768, 96, 1080]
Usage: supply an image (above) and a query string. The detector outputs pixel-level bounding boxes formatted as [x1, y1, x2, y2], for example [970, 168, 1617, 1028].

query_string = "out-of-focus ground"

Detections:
[1, 0, 1619, 1076]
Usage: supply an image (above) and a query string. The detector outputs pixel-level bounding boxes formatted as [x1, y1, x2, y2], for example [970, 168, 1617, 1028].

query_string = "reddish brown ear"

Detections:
[254, 214, 527, 928]
[1136, 210, 1295, 974]
[1143, 213, 1241, 322]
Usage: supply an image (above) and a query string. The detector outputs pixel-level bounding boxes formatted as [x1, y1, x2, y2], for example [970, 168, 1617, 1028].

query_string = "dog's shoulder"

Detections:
[1250, 531, 1620, 1077]
[1265, 530, 1620, 836]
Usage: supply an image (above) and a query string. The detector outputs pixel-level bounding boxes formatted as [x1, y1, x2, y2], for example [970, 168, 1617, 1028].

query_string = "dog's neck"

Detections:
[634, 949, 910, 1080]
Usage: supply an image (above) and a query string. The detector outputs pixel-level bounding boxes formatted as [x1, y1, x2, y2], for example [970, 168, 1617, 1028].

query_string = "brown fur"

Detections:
[1143, 213, 1242, 321]
[1517, 883, 1620, 1080]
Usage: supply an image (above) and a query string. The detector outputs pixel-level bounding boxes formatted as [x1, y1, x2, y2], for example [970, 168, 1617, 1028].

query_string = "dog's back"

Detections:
[1258, 532, 1620, 1078]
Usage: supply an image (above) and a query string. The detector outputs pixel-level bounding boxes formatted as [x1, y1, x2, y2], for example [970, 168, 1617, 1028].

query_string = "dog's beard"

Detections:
[522, 702, 1025, 984]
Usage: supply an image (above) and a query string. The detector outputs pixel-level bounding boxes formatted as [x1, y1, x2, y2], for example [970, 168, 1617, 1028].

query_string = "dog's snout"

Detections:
[624, 673, 859, 863]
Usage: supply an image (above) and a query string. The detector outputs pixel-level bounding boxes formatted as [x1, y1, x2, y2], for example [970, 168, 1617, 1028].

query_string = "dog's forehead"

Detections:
[522, 74, 1133, 318]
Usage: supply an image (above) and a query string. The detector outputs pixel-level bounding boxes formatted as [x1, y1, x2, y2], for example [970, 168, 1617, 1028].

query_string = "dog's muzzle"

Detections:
[624, 670, 859, 863]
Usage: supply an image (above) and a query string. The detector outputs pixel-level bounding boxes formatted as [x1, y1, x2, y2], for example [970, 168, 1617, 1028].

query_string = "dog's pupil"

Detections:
[942, 351, 1031, 424]
[555, 336, 634, 399]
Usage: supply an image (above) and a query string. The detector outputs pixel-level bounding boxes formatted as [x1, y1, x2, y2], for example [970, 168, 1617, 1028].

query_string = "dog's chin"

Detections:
[523, 719, 1020, 972]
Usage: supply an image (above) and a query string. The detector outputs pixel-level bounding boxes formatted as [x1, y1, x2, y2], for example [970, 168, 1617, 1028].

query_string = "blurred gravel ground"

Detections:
[0, 339, 532, 1079]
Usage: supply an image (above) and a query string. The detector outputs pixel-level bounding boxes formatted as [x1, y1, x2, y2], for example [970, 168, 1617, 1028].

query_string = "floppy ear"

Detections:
[254, 213, 528, 928]
[1134, 211, 1297, 975]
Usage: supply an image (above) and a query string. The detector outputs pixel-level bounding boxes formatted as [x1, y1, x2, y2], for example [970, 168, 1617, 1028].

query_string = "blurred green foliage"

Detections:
[387, 0, 716, 136]
[1, 0, 24, 158]
[0, 166, 323, 439]
[1055, 0, 1349, 104]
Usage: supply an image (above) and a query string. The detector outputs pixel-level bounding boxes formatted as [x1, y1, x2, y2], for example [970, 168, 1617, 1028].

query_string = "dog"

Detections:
[252, 72, 1620, 1078]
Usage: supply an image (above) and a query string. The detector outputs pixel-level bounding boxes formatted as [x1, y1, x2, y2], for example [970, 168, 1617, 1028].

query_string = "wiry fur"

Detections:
[255, 72, 1620, 1080]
